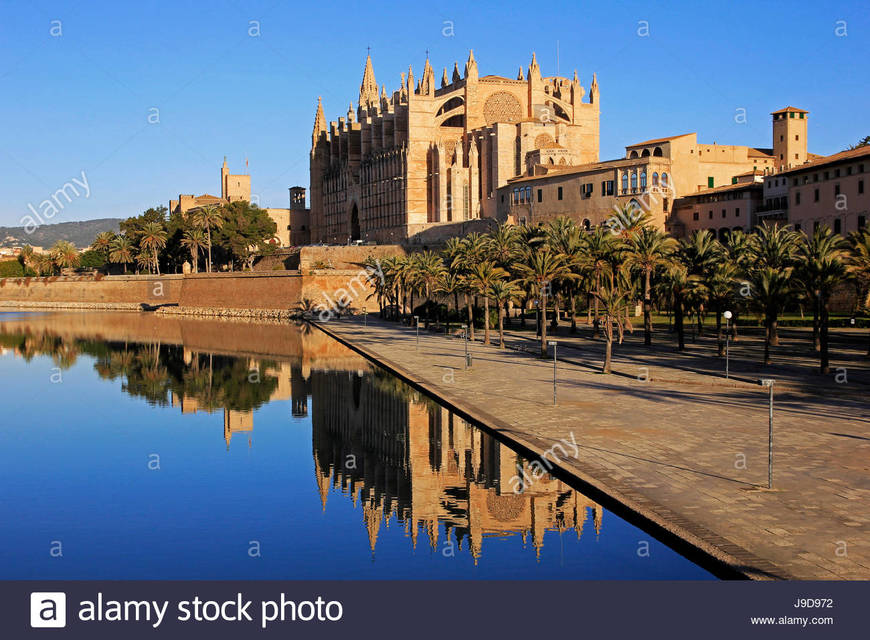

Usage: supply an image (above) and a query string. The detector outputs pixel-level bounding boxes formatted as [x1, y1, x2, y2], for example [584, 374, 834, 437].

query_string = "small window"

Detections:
[721, 209, 726, 218]
[794, 223, 801, 231]
[708, 210, 713, 219]
[859, 216, 866, 229]
[661, 173, 668, 188]
[814, 188, 819, 202]
[652, 172, 659, 186]
[708, 177, 715, 188]
[537, 189, 542, 203]
[735, 207, 740, 217]
[693, 212, 699, 221]
[834, 218, 842, 234]
[795, 191, 801, 205]
[557, 186, 563, 200]
[835, 183, 840, 196]
[859, 180, 864, 194]
[640, 170, 647, 189]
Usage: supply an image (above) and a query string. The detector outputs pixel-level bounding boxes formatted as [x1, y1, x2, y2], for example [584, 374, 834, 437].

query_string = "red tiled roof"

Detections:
[780, 145, 870, 175]
[771, 106, 809, 115]
[626, 133, 693, 147]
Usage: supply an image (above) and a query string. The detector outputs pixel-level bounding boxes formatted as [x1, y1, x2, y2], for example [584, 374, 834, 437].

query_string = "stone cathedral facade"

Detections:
[309, 51, 600, 244]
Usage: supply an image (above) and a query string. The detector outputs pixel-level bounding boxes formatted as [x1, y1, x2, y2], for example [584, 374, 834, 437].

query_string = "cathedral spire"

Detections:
[452, 62, 461, 83]
[420, 55, 435, 96]
[529, 51, 541, 81]
[347, 101, 355, 123]
[441, 67, 449, 88]
[311, 96, 326, 146]
[464, 49, 478, 81]
[407, 65, 415, 93]
[359, 53, 378, 108]
[517, 66, 525, 81]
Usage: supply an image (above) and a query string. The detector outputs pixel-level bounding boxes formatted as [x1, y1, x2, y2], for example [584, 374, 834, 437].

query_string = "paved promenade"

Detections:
[316, 316, 870, 580]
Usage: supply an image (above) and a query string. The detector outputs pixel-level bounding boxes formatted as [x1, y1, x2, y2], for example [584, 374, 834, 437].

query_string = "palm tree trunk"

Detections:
[570, 290, 578, 334]
[593, 273, 601, 338]
[498, 306, 505, 348]
[153, 248, 160, 276]
[820, 301, 830, 374]
[764, 322, 772, 365]
[812, 302, 820, 352]
[643, 269, 652, 346]
[603, 326, 613, 373]
[731, 312, 739, 341]
[206, 227, 212, 273]
[769, 316, 779, 346]
[483, 297, 490, 345]
[465, 293, 474, 341]
[539, 305, 548, 358]
[453, 292, 460, 320]
[675, 295, 685, 351]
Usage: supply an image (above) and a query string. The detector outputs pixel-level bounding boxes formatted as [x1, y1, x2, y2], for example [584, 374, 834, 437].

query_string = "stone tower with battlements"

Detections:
[309, 51, 600, 244]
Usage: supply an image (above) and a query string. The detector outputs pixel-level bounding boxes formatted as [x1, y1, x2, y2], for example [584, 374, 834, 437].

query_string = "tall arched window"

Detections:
[622, 172, 628, 193]
[630, 171, 638, 191]
[652, 172, 659, 186]
[640, 170, 647, 189]
[661, 172, 669, 189]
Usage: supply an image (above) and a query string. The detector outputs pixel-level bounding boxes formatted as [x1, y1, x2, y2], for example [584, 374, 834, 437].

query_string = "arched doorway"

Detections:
[350, 203, 360, 241]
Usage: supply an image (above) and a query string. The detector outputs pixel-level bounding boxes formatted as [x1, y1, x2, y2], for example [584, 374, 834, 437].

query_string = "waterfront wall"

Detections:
[0, 269, 380, 314]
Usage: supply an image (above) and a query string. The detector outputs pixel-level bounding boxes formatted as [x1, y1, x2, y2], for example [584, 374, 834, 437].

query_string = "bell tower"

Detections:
[772, 107, 808, 171]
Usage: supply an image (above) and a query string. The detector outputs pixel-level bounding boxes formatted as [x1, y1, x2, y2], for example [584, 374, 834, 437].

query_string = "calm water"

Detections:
[0, 311, 712, 580]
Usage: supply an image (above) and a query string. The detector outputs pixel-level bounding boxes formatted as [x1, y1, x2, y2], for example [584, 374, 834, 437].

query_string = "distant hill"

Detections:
[0, 218, 123, 250]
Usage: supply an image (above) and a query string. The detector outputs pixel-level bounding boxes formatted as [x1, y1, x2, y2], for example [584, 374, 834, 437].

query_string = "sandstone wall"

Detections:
[0, 270, 381, 314]
[0, 274, 182, 306]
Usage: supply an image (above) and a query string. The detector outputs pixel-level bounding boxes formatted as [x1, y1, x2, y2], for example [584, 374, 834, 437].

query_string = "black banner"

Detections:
[8, 580, 868, 638]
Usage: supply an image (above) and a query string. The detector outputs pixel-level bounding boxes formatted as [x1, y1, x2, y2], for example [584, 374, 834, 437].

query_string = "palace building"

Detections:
[309, 51, 601, 244]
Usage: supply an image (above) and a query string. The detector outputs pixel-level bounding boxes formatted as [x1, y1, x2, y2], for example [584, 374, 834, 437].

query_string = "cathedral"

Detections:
[309, 51, 600, 244]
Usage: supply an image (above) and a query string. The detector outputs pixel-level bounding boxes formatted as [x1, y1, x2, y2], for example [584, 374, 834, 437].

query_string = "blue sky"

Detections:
[1, 0, 868, 228]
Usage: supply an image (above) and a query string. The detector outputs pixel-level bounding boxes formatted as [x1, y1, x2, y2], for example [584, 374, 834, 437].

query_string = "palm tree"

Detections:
[594, 267, 635, 373]
[847, 229, 870, 356]
[749, 223, 798, 347]
[414, 250, 446, 327]
[488, 279, 521, 348]
[435, 271, 463, 335]
[725, 229, 753, 340]
[624, 227, 677, 346]
[109, 235, 134, 274]
[193, 205, 224, 273]
[50, 240, 79, 272]
[91, 231, 115, 261]
[656, 261, 695, 351]
[514, 246, 574, 356]
[580, 227, 616, 338]
[547, 219, 586, 333]
[795, 226, 848, 373]
[607, 203, 652, 241]
[704, 261, 739, 357]
[750, 266, 794, 365]
[180, 228, 206, 274]
[467, 261, 507, 345]
[139, 222, 168, 275]
[18, 245, 35, 274]
[680, 230, 724, 336]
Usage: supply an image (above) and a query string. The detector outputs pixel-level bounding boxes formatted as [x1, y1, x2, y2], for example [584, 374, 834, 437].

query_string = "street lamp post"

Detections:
[724, 310, 732, 379]
[759, 378, 775, 489]
[464, 324, 472, 369]
[548, 340, 557, 405]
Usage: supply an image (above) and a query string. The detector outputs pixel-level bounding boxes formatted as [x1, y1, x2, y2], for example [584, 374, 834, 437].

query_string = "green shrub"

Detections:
[0, 259, 25, 277]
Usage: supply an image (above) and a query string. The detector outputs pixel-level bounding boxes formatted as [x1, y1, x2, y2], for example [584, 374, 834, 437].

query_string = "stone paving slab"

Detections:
[315, 316, 870, 581]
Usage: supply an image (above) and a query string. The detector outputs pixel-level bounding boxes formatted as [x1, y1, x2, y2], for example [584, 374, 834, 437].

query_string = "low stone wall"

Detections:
[0, 270, 380, 315]
[0, 274, 182, 306]
[298, 244, 404, 270]
[178, 272, 302, 310]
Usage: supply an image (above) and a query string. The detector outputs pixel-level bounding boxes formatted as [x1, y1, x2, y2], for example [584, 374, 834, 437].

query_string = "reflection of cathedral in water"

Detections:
[310, 370, 603, 562]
